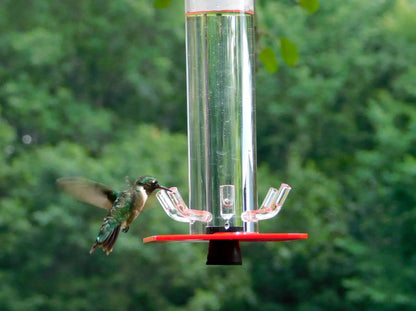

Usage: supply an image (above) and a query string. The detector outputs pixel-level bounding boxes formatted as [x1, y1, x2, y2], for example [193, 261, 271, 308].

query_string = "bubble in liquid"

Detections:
[224, 221, 230, 230]
[223, 198, 232, 207]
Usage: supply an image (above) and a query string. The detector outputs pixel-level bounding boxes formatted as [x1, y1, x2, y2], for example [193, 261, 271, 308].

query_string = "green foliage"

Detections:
[257, 0, 317, 72]
[1, 0, 416, 310]
[255, 0, 416, 309]
[298, 0, 320, 14]
[280, 38, 299, 67]
[154, 0, 173, 9]
[259, 47, 279, 73]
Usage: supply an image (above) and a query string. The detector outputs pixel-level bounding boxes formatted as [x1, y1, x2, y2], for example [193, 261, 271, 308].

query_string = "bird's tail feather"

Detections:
[90, 224, 121, 255]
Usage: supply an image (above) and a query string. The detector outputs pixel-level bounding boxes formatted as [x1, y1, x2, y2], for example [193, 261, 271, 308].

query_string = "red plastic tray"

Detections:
[143, 232, 308, 243]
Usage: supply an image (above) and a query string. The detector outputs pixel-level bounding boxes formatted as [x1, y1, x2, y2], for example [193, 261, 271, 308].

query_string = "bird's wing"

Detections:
[57, 177, 120, 210]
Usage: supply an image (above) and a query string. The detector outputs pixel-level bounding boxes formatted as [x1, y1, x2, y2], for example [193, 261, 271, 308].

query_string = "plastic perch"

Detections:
[157, 187, 212, 225]
[241, 184, 291, 222]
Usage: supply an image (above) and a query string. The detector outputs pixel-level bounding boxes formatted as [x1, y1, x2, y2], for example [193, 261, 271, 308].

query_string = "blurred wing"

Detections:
[57, 177, 119, 210]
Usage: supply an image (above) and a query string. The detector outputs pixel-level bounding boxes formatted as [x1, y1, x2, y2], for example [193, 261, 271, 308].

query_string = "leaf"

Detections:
[259, 47, 278, 73]
[154, 0, 172, 9]
[299, 0, 320, 14]
[280, 38, 299, 67]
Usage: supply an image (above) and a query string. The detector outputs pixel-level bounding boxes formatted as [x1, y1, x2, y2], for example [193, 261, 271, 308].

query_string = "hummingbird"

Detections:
[57, 175, 170, 255]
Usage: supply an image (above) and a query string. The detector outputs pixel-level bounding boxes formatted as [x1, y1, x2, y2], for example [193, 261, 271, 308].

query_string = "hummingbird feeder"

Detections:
[144, 0, 307, 265]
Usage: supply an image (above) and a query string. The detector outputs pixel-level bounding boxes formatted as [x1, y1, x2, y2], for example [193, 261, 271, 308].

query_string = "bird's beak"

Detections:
[158, 185, 172, 192]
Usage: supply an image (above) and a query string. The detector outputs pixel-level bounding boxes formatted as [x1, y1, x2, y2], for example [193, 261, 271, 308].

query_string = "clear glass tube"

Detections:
[185, 0, 254, 13]
[186, 0, 257, 233]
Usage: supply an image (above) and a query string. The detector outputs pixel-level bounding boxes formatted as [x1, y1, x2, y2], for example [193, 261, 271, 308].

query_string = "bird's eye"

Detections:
[152, 179, 157, 185]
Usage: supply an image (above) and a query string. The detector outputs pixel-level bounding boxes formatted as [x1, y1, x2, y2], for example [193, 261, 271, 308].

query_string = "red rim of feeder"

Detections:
[143, 232, 308, 244]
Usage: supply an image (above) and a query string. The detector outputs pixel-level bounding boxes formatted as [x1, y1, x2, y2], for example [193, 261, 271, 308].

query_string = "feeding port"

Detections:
[144, 0, 308, 265]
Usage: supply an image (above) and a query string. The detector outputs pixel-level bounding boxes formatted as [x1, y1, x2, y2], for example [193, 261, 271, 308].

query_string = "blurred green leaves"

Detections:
[10, 28, 65, 66]
[298, 0, 320, 14]
[259, 38, 299, 73]
[1, 0, 416, 310]
[257, 0, 314, 73]
[259, 47, 278, 73]
[280, 37, 299, 67]
[154, 0, 173, 9]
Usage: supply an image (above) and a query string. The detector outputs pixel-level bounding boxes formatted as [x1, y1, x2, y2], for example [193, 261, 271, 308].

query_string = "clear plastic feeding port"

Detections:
[156, 187, 212, 225]
[157, 184, 291, 232]
[241, 184, 291, 222]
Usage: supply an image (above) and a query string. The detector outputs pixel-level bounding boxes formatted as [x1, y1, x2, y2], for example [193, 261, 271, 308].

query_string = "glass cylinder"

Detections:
[185, 0, 257, 233]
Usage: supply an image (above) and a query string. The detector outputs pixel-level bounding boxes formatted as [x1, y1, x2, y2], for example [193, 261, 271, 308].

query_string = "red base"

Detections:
[143, 232, 308, 243]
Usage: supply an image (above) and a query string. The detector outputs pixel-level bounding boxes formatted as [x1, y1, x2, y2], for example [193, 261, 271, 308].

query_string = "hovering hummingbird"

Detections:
[57, 175, 170, 255]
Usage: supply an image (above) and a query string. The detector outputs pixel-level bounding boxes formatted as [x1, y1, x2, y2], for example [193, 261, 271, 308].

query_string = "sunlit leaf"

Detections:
[154, 0, 172, 9]
[280, 38, 299, 67]
[259, 47, 278, 73]
[299, 0, 320, 14]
